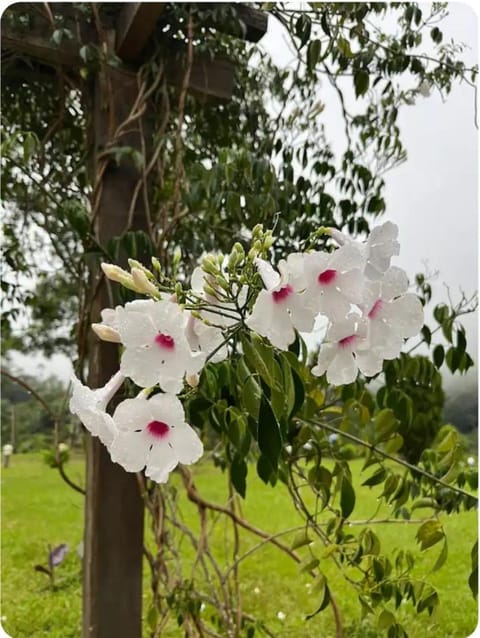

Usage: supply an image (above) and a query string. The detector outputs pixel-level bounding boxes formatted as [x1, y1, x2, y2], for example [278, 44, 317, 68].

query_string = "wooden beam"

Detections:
[219, 4, 268, 42]
[170, 55, 235, 102]
[116, 3, 165, 62]
[2, 25, 234, 100]
[1, 26, 81, 68]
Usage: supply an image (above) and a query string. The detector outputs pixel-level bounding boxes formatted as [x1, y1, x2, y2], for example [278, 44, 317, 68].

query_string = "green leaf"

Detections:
[307, 39, 322, 71]
[378, 609, 396, 630]
[147, 605, 158, 630]
[421, 325, 431, 345]
[432, 538, 448, 572]
[320, 12, 331, 36]
[362, 468, 387, 487]
[433, 344, 444, 368]
[306, 582, 330, 619]
[290, 367, 305, 418]
[354, 69, 370, 97]
[340, 477, 355, 518]
[295, 14, 312, 47]
[433, 303, 449, 324]
[231, 456, 248, 499]
[241, 334, 276, 388]
[337, 36, 353, 58]
[291, 530, 313, 550]
[242, 375, 261, 420]
[256, 453, 275, 485]
[416, 520, 444, 551]
[258, 397, 282, 472]
[457, 328, 467, 355]
[300, 557, 319, 573]
[436, 428, 458, 453]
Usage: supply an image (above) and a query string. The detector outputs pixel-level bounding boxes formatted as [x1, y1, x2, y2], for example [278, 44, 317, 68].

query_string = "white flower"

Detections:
[191, 266, 244, 328]
[253, 587, 261, 595]
[467, 457, 476, 467]
[329, 222, 400, 281]
[109, 393, 203, 482]
[246, 256, 317, 350]
[116, 299, 205, 393]
[58, 442, 69, 453]
[277, 611, 286, 621]
[364, 222, 400, 281]
[91, 300, 152, 344]
[185, 313, 228, 363]
[299, 243, 365, 322]
[312, 316, 383, 385]
[69, 371, 124, 446]
[3, 444, 13, 456]
[362, 266, 424, 359]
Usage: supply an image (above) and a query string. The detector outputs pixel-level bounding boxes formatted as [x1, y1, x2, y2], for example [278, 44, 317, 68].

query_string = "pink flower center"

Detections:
[154, 333, 175, 349]
[146, 420, 170, 439]
[338, 334, 357, 349]
[318, 269, 337, 285]
[272, 284, 293, 303]
[368, 299, 383, 319]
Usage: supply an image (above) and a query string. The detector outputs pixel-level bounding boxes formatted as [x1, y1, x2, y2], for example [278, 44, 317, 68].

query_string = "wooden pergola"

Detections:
[1, 4, 267, 637]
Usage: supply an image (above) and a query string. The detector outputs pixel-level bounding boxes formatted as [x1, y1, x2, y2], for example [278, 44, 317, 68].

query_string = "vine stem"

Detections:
[179, 467, 305, 567]
[301, 417, 477, 501]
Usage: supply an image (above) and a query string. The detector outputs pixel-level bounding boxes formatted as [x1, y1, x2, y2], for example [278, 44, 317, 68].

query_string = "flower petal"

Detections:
[355, 350, 384, 378]
[109, 430, 151, 472]
[145, 443, 179, 483]
[382, 294, 424, 338]
[381, 266, 409, 301]
[326, 349, 358, 385]
[312, 343, 337, 377]
[169, 423, 204, 465]
[112, 397, 152, 432]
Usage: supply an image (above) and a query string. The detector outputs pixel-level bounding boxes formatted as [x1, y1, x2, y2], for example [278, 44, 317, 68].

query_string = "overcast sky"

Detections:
[8, 2, 478, 388]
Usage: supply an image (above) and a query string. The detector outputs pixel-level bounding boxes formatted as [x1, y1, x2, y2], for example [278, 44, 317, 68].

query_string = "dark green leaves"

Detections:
[354, 69, 370, 97]
[433, 344, 444, 368]
[230, 456, 248, 498]
[415, 520, 444, 551]
[307, 39, 322, 72]
[257, 397, 282, 482]
[340, 477, 355, 518]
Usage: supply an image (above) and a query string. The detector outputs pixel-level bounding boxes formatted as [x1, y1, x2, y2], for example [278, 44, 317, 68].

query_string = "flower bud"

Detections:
[151, 257, 162, 273]
[203, 283, 218, 298]
[91, 323, 121, 343]
[186, 373, 200, 388]
[252, 223, 263, 240]
[201, 255, 218, 276]
[131, 268, 161, 297]
[101, 263, 136, 290]
[173, 246, 182, 266]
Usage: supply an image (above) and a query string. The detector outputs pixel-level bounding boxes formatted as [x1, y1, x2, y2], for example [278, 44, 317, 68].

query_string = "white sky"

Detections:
[7, 2, 479, 388]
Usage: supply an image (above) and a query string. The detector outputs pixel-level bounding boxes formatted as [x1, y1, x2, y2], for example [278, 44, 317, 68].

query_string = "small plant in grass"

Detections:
[34, 543, 69, 589]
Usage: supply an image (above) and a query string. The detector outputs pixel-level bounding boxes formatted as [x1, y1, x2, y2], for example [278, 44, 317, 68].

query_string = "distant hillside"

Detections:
[443, 374, 478, 434]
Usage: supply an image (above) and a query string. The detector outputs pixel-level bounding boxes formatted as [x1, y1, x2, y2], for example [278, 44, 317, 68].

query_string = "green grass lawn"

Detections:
[1, 454, 477, 637]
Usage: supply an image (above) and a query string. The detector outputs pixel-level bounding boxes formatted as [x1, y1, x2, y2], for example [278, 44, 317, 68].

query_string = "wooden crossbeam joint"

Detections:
[115, 3, 165, 62]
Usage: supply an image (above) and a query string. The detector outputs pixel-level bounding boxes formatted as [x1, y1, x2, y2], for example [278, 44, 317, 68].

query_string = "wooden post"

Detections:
[83, 65, 149, 638]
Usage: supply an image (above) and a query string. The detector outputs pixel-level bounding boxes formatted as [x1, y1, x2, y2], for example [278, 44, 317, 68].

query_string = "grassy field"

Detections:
[1, 454, 477, 637]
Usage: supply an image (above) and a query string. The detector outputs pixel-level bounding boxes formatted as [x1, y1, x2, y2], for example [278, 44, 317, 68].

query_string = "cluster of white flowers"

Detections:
[70, 222, 423, 483]
[247, 222, 423, 385]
